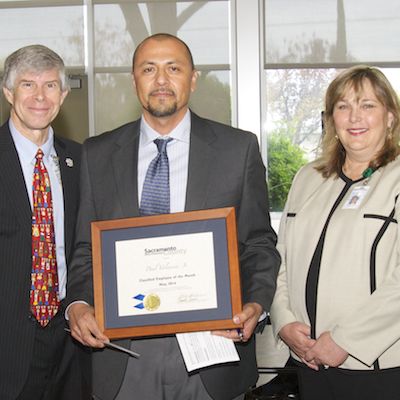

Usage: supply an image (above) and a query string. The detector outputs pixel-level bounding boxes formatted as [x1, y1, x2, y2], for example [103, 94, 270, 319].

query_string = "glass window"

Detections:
[93, 1, 232, 133]
[93, 2, 230, 68]
[0, 6, 84, 67]
[95, 73, 142, 134]
[190, 70, 231, 125]
[265, 68, 336, 223]
[264, 0, 400, 229]
[265, 0, 400, 65]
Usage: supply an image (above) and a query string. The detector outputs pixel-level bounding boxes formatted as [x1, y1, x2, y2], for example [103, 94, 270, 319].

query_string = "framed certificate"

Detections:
[92, 207, 242, 339]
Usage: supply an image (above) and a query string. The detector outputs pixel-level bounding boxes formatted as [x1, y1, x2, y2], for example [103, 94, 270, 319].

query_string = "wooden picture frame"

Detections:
[92, 207, 242, 339]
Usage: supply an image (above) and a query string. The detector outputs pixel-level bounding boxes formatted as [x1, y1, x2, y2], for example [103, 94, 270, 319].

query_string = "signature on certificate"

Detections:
[178, 293, 207, 303]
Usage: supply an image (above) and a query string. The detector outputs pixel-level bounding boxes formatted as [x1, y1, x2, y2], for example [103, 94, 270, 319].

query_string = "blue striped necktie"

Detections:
[139, 137, 173, 216]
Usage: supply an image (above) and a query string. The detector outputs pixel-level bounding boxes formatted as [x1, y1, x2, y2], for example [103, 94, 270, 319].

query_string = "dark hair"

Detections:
[132, 33, 195, 71]
[315, 65, 400, 178]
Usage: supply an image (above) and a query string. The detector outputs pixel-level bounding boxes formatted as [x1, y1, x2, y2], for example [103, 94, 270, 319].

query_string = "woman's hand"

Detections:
[279, 322, 315, 358]
[305, 331, 348, 368]
[279, 322, 318, 369]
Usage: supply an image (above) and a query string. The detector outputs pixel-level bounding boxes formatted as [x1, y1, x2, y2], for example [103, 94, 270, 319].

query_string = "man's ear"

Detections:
[190, 70, 199, 93]
[131, 73, 137, 95]
[2, 87, 14, 106]
[60, 89, 69, 106]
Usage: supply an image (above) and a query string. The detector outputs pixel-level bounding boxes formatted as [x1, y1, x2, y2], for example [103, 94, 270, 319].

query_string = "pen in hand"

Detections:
[64, 328, 140, 358]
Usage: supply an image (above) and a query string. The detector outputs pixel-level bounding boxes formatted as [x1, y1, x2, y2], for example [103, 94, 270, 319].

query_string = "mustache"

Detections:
[150, 89, 175, 96]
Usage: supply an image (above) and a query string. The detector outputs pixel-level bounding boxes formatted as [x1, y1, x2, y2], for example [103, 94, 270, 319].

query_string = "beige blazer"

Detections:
[271, 156, 400, 370]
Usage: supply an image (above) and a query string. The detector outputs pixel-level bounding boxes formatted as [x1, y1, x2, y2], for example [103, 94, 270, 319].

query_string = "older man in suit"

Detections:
[67, 33, 280, 400]
[0, 45, 88, 400]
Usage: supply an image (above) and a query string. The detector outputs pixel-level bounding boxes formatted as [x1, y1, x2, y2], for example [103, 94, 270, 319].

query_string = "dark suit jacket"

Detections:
[0, 121, 86, 399]
[67, 112, 280, 400]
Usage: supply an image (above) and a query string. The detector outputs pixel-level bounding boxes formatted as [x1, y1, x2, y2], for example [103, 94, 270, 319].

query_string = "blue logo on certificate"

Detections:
[133, 293, 145, 309]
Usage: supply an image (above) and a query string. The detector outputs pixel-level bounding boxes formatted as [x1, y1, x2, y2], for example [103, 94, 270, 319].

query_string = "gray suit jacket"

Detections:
[0, 121, 85, 399]
[67, 112, 280, 400]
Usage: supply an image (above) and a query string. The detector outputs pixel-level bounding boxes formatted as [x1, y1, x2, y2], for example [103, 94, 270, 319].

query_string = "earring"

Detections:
[334, 135, 339, 140]
[387, 127, 393, 140]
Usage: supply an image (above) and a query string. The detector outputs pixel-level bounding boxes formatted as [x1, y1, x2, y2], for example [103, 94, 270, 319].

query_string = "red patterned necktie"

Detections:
[30, 149, 60, 327]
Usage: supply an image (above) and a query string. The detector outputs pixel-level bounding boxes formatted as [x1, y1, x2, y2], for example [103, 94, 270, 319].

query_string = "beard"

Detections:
[147, 101, 178, 117]
[146, 89, 178, 117]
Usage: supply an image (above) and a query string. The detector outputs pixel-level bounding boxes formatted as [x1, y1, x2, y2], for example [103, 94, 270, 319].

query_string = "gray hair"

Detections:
[2, 44, 69, 91]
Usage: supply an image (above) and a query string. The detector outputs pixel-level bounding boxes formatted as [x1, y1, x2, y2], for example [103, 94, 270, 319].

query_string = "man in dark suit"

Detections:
[67, 33, 280, 400]
[0, 45, 89, 400]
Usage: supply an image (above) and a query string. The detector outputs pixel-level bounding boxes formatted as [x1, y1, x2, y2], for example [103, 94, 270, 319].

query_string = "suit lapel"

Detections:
[112, 121, 141, 217]
[0, 122, 32, 227]
[95, 115, 214, 216]
[55, 137, 77, 262]
[185, 113, 217, 211]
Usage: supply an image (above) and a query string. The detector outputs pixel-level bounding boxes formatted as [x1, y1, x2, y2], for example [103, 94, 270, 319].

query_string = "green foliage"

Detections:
[268, 134, 307, 211]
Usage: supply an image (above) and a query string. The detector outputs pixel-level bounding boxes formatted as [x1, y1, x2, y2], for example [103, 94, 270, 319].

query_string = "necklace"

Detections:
[362, 167, 375, 185]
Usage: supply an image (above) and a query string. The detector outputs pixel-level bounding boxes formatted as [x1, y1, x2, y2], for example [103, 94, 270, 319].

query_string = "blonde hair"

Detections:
[315, 65, 400, 178]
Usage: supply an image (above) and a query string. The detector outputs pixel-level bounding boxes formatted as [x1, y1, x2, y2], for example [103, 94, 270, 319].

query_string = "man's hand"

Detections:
[305, 331, 348, 368]
[212, 302, 263, 342]
[67, 303, 109, 348]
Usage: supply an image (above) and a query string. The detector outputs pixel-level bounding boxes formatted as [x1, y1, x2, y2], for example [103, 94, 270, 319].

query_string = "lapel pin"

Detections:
[65, 158, 74, 168]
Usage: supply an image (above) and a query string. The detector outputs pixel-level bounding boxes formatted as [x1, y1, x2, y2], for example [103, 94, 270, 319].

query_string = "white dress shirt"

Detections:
[138, 110, 191, 213]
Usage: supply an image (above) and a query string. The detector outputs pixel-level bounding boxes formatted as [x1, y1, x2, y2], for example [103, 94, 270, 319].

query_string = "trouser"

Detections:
[289, 357, 400, 400]
[17, 312, 66, 400]
[112, 336, 244, 400]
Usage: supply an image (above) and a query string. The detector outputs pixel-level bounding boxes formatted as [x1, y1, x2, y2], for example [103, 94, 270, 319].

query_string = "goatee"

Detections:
[147, 102, 178, 117]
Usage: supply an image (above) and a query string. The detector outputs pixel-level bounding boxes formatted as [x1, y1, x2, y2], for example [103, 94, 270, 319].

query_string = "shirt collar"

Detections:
[9, 119, 56, 163]
[140, 109, 191, 145]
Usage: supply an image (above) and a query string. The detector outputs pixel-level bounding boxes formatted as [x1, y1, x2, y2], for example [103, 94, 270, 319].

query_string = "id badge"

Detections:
[343, 186, 370, 209]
